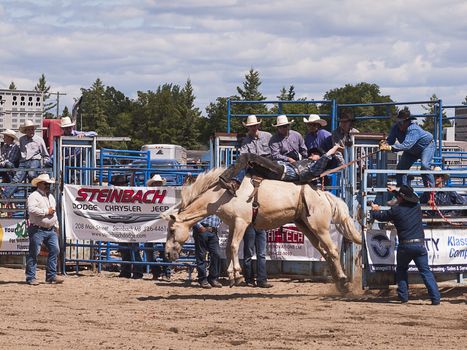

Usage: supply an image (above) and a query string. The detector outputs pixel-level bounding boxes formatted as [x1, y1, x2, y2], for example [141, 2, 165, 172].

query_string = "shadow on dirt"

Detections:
[137, 292, 311, 301]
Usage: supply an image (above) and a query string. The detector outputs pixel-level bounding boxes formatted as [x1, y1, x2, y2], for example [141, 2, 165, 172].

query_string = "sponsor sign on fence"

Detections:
[63, 184, 177, 242]
[0, 219, 29, 255]
[366, 229, 467, 273]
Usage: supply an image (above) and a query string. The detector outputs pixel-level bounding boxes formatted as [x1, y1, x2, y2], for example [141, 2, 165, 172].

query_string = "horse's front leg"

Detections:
[228, 219, 249, 287]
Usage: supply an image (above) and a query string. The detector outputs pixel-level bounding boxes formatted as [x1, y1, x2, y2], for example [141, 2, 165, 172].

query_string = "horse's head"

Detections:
[165, 213, 191, 261]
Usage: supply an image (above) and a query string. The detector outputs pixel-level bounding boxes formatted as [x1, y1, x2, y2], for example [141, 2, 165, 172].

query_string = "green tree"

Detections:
[78, 78, 112, 136]
[34, 73, 56, 116]
[8, 82, 16, 90]
[421, 94, 450, 135]
[322, 82, 395, 133]
[269, 85, 319, 135]
[62, 106, 70, 118]
[201, 97, 229, 144]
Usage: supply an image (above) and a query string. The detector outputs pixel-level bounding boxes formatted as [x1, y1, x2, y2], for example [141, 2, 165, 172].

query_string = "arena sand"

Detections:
[0, 267, 465, 350]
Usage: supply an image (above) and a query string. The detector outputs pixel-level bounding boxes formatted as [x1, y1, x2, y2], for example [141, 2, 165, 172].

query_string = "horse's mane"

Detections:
[180, 167, 225, 209]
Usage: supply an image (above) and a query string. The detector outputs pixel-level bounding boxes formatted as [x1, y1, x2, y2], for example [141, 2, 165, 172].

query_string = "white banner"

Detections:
[0, 219, 29, 255]
[365, 228, 467, 273]
[217, 223, 342, 261]
[63, 184, 178, 242]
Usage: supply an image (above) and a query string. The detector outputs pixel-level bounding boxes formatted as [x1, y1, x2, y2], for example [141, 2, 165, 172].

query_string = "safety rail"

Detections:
[360, 168, 467, 288]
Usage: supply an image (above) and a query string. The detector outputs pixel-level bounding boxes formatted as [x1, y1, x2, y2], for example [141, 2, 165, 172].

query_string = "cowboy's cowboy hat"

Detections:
[273, 114, 293, 127]
[146, 174, 166, 186]
[19, 120, 37, 133]
[242, 115, 261, 127]
[397, 109, 416, 121]
[390, 184, 419, 203]
[339, 113, 355, 123]
[60, 116, 76, 128]
[1, 129, 18, 141]
[433, 166, 449, 181]
[303, 114, 327, 127]
[31, 173, 56, 187]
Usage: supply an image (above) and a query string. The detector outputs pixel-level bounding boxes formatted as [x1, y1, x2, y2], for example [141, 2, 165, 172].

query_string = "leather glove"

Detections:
[379, 141, 392, 152]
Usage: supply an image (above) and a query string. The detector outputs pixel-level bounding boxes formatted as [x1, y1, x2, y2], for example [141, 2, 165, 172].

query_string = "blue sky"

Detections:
[1, 0, 466, 116]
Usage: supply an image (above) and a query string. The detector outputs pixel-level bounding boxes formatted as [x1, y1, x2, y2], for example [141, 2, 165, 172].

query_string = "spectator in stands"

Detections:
[145, 174, 172, 281]
[193, 215, 223, 288]
[269, 115, 308, 163]
[0, 129, 21, 183]
[303, 114, 332, 154]
[370, 184, 440, 305]
[331, 111, 359, 166]
[60, 117, 97, 138]
[380, 109, 435, 188]
[2, 120, 50, 198]
[420, 167, 465, 217]
[112, 176, 144, 279]
[26, 173, 64, 285]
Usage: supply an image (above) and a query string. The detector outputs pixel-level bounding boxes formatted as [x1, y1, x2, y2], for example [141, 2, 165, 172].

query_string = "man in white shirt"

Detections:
[26, 173, 63, 285]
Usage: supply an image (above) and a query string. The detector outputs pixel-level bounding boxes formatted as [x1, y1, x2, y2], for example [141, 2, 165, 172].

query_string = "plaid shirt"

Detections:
[194, 215, 221, 230]
[0, 143, 21, 167]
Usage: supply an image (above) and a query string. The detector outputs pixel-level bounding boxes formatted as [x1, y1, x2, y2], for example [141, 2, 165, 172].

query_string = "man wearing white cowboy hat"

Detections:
[2, 120, 50, 199]
[60, 116, 97, 137]
[219, 114, 273, 288]
[0, 129, 21, 182]
[303, 114, 332, 154]
[146, 174, 166, 187]
[269, 114, 307, 163]
[26, 173, 64, 285]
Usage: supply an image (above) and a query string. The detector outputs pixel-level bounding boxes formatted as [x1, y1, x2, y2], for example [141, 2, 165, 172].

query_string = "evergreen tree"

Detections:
[78, 78, 111, 136]
[34, 73, 56, 116]
[8, 82, 16, 90]
[421, 94, 450, 135]
[62, 106, 70, 118]
[232, 68, 267, 133]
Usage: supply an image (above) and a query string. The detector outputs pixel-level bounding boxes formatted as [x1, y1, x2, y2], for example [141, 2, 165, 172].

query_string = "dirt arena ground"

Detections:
[0, 267, 465, 350]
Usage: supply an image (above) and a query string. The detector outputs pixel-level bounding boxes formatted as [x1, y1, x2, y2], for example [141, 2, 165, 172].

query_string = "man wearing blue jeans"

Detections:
[243, 225, 271, 288]
[193, 215, 222, 288]
[382, 109, 435, 188]
[371, 184, 440, 305]
[25, 174, 63, 285]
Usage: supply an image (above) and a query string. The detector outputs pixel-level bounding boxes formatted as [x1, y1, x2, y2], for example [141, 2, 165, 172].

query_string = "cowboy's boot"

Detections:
[248, 155, 284, 180]
[218, 155, 249, 196]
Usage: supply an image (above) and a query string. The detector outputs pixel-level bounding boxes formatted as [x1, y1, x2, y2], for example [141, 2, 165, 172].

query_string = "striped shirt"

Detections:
[194, 215, 221, 230]
[0, 143, 21, 167]
[387, 123, 433, 155]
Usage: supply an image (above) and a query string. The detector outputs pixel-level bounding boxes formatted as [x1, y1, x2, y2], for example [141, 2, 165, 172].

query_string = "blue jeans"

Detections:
[145, 243, 172, 278]
[119, 243, 144, 278]
[396, 243, 440, 303]
[243, 225, 268, 283]
[3, 159, 41, 198]
[396, 142, 435, 187]
[25, 226, 60, 282]
[193, 227, 221, 282]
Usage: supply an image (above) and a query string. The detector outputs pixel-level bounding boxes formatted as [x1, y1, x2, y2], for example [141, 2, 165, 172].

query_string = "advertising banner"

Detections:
[365, 228, 467, 273]
[0, 219, 29, 255]
[63, 184, 178, 242]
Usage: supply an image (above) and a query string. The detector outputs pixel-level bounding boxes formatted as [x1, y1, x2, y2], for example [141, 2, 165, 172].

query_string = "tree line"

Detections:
[8, 70, 464, 150]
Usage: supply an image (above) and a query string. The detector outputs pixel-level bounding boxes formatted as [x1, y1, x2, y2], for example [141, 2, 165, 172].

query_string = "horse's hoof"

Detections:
[336, 277, 350, 294]
[234, 277, 244, 286]
[229, 279, 235, 288]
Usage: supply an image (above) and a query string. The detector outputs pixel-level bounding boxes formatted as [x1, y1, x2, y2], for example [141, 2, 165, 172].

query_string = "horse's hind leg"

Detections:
[300, 218, 349, 293]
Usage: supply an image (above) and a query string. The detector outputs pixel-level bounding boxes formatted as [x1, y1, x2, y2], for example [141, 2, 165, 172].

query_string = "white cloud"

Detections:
[0, 0, 466, 120]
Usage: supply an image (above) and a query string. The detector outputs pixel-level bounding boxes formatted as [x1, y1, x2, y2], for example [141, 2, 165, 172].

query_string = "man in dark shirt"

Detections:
[370, 185, 441, 305]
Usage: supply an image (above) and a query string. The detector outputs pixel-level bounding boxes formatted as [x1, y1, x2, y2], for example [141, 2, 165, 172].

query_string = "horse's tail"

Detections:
[321, 191, 362, 245]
